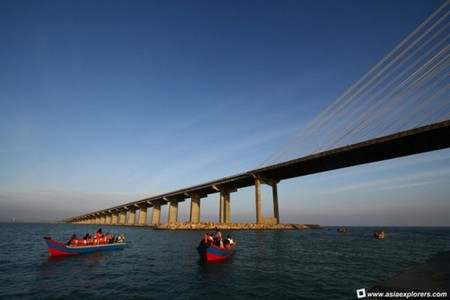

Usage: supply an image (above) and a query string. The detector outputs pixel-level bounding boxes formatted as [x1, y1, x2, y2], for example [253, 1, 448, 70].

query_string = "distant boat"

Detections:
[197, 244, 235, 262]
[43, 237, 127, 256]
[373, 231, 385, 240]
[337, 226, 348, 233]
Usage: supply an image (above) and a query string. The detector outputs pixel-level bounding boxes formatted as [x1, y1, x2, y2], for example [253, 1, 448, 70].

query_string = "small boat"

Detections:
[373, 231, 385, 240]
[44, 237, 127, 256]
[197, 244, 235, 262]
[337, 226, 348, 233]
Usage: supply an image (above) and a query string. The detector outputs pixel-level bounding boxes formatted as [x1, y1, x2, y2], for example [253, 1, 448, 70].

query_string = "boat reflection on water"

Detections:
[46, 251, 106, 263]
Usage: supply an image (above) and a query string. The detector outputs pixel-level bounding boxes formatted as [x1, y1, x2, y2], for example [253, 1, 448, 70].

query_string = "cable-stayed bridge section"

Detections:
[66, 1, 450, 227]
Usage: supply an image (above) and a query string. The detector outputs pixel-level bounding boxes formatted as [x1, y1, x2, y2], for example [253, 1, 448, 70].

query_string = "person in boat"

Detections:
[374, 230, 385, 239]
[117, 233, 125, 243]
[95, 228, 103, 244]
[67, 234, 78, 246]
[104, 232, 111, 243]
[227, 235, 234, 246]
[213, 230, 222, 247]
[223, 238, 230, 248]
[87, 234, 94, 245]
[82, 233, 89, 245]
[207, 233, 213, 246]
[99, 229, 108, 244]
[199, 232, 208, 247]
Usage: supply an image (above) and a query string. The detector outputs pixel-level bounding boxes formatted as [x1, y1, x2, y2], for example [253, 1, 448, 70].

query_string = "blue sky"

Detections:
[0, 0, 449, 225]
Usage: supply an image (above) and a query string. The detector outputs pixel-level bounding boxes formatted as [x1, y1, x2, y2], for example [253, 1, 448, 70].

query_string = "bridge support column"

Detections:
[112, 212, 118, 224]
[219, 188, 235, 223]
[119, 210, 126, 224]
[106, 214, 112, 224]
[219, 194, 224, 223]
[225, 193, 231, 223]
[151, 204, 161, 225]
[127, 209, 136, 225]
[255, 178, 263, 224]
[139, 207, 147, 225]
[101, 214, 106, 224]
[190, 193, 201, 224]
[168, 201, 178, 223]
[272, 182, 279, 224]
[254, 176, 280, 224]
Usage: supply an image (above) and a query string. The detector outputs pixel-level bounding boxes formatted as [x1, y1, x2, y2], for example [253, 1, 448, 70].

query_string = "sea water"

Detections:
[0, 223, 449, 299]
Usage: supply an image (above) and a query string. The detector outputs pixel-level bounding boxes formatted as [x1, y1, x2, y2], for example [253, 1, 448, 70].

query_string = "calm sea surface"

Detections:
[0, 224, 449, 299]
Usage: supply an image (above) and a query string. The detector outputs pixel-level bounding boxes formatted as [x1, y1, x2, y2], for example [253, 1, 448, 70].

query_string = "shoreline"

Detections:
[152, 222, 321, 230]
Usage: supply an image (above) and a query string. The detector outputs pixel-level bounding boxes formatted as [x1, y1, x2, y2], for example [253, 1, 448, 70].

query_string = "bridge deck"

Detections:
[68, 120, 450, 222]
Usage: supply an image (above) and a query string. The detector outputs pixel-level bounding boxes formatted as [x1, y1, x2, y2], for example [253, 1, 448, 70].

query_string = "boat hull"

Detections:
[197, 244, 235, 262]
[44, 237, 127, 256]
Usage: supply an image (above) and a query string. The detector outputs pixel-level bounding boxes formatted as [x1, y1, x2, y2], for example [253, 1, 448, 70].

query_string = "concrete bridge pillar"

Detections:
[168, 201, 179, 223]
[111, 212, 118, 224]
[106, 213, 112, 224]
[272, 182, 279, 224]
[219, 188, 236, 223]
[255, 178, 263, 224]
[119, 210, 126, 224]
[151, 203, 161, 225]
[139, 207, 147, 225]
[225, 194, 231, 223]
[219, 193, 224, 223]
[127, 209, 136, 225]
[190, 193, 202, 224]
[254, 177, 280, 224]
[101, 214, 106, 224]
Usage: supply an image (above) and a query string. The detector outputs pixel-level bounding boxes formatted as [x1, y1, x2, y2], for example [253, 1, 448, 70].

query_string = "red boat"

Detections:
[197, 244, 236, 262]
[44, 237, 127, 256]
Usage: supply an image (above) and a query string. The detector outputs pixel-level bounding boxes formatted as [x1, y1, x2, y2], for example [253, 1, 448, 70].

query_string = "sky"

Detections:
[0, 0, 449, 225]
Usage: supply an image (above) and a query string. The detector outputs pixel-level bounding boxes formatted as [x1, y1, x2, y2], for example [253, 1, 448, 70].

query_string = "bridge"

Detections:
[66, 1, 450, 227]
[66, 121, 450, 226]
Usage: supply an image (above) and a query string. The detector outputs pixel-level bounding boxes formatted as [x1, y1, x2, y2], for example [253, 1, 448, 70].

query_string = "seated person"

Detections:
[207, 233, 213, 246]
[67, 234, 78, 246]
[117, 233, 125, 243]
[199, 232, 208, 246]
[223, 238, 230, 248]
[82, 233, 89, 245]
